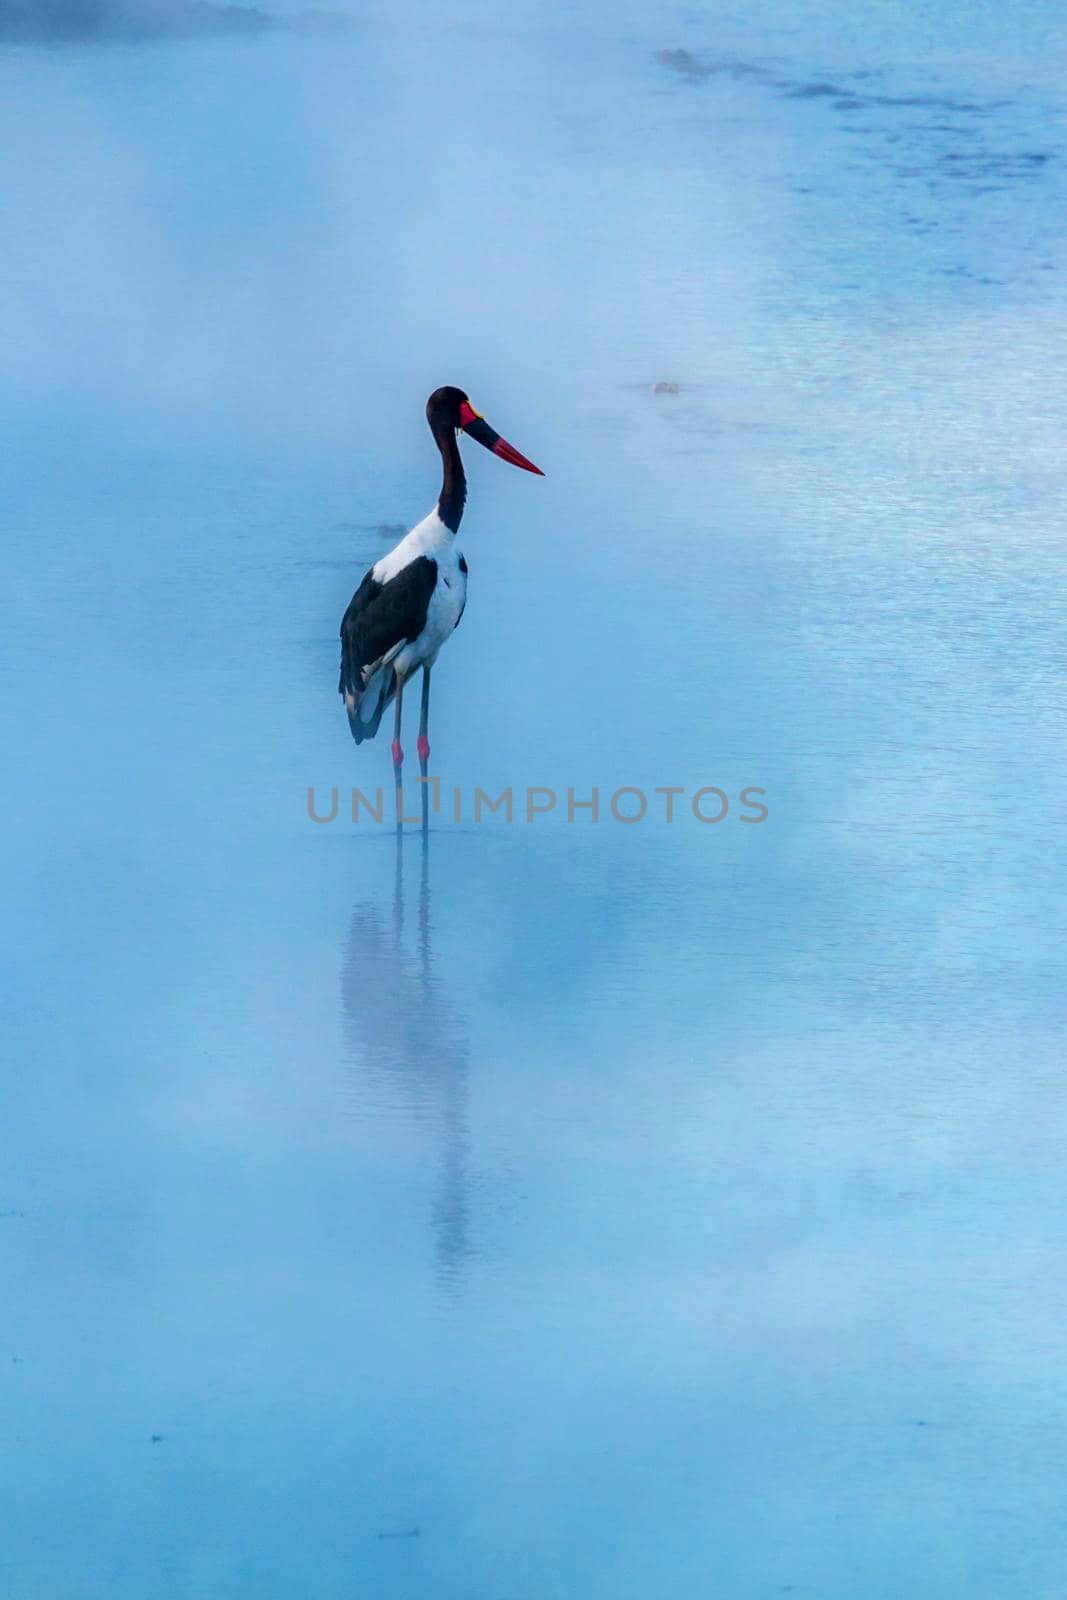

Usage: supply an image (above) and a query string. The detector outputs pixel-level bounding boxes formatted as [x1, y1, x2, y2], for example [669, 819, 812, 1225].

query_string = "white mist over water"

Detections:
[3, 2, 1067, 1594]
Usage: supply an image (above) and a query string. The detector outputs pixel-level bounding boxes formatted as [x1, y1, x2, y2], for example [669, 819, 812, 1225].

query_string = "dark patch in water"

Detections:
[656, 47, 1013, 125]
[900, 94, 1012, 118]
[655, 48, 778, 87]
[656, 45, 1057, 209]
[655, 47, 705, 77]
[329, 521, 406, 542]
[0, 0, 353, 44]
[933, 150, 1053, 182]
[785, 82, 843, 100]
[293, 558, 364, 572]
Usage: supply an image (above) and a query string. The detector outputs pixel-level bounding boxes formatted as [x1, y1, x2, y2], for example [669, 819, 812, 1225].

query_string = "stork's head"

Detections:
[427, 386, 544, 475]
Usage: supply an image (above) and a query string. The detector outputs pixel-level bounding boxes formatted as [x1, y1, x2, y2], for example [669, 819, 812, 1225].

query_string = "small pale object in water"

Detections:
[651, 381, 680, 394]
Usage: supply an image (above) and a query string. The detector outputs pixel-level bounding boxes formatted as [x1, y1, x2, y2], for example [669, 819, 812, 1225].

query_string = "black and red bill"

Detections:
[459, 401, 544, 475]
[491, 435, 544, 475]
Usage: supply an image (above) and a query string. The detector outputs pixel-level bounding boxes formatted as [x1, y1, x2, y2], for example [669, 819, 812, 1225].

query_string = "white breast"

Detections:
[383, 509, 467, 679]
[420, 546, 467, 658]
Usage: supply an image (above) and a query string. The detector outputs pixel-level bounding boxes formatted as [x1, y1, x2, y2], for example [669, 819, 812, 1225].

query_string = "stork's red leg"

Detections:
[392, 678, 405, 833]
[418, 666, 432, 834]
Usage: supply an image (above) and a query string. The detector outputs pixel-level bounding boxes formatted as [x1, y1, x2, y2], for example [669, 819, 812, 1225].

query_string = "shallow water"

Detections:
[3, 1, 1067, 1594]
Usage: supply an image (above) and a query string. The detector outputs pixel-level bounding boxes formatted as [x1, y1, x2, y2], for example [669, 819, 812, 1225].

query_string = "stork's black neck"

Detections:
[432, 417, 466, 533]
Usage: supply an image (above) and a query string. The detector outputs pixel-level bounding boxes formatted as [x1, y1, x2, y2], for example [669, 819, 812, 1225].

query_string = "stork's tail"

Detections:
[343, 657, 399, 745]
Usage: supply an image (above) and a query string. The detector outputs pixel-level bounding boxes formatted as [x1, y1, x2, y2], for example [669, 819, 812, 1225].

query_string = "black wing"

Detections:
[339, 555, 438, 702]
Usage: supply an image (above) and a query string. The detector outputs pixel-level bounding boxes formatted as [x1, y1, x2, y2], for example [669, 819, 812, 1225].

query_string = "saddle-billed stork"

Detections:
[339, 386, 543, 825]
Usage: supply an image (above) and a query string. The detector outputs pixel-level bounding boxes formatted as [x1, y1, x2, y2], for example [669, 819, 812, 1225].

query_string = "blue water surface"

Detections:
[2, 0, 1067, 1594]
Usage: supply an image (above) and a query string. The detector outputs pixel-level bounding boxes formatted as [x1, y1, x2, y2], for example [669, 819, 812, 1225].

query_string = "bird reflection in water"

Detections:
[341, 836, 473, 1293]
